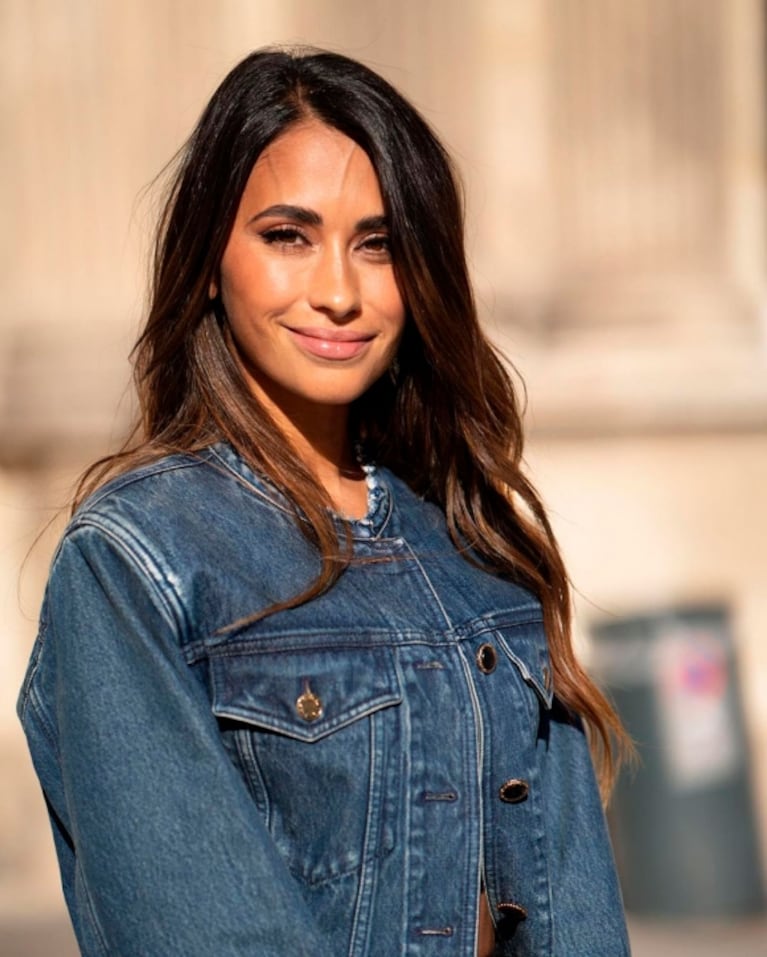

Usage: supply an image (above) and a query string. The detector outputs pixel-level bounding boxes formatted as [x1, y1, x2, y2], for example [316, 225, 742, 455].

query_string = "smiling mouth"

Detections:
[286, 326, 375, 360]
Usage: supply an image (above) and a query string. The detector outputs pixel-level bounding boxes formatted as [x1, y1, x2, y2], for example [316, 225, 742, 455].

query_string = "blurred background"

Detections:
[2, 1, 766, 954]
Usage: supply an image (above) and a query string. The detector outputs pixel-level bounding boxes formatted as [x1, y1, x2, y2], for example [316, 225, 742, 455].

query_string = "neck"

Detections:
[276, 403, 355, 477]
[256, 391, 368, 519]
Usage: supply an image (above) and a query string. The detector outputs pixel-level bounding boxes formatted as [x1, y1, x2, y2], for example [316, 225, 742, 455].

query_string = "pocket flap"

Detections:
[495, 623, 554, 709]
[210, 644, 402, 742]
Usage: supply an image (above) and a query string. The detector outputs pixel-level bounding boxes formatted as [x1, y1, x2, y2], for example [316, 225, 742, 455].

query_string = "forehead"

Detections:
[241, 120, 384, 209]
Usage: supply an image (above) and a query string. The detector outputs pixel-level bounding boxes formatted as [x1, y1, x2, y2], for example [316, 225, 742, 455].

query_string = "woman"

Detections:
[18, 48, 630, 956]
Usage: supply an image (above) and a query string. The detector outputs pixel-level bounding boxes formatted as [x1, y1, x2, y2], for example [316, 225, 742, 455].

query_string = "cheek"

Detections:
[257, 258, 307, 301]
[371, 275, 406, 331]
[220, 248, 303, 312]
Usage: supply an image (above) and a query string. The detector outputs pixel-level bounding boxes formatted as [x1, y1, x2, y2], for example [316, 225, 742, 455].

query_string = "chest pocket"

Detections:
[209, 643, 403, 886]
[494, 622, 554, 712]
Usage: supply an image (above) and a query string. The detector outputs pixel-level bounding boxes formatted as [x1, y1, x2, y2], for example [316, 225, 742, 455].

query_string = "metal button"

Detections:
[498, 778, 530, 804]
[498, 901, 528, 924]
[476, 643, 497, 674]
[296, 681, 323, 722]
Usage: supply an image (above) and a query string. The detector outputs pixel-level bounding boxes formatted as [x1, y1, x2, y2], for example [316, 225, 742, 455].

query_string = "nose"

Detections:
[307, 243, 361, 321]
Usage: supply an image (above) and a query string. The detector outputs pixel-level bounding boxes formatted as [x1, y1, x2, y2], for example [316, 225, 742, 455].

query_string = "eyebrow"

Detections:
[248, 204, 389, 232]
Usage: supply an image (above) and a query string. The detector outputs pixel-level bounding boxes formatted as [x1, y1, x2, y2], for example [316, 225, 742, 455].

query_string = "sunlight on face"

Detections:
[216, 120, 406, 431]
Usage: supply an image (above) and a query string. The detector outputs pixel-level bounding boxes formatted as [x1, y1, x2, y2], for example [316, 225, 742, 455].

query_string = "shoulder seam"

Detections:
[65, 516, 189, 639]
[75, 455, 207, 514]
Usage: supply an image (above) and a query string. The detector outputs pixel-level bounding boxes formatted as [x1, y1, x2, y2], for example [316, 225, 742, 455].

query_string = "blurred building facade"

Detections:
[2, 0, 766, 931]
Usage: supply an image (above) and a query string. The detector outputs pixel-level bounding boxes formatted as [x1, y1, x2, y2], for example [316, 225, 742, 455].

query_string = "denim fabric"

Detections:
[18, 443, 630, 956]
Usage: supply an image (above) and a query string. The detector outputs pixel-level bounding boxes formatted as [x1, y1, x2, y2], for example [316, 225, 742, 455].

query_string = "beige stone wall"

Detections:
[2, 0, 766, 927]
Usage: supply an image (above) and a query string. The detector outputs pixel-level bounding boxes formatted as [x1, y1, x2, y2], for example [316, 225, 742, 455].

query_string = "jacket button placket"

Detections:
[407, 648, 477, 954]
[475, 638, 533, 942]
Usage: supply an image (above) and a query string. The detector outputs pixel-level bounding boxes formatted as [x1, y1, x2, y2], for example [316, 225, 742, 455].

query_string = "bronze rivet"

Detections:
[499, 778, 530, 804]
[476, 642, 497, 674]
[296, 681, 323, 722]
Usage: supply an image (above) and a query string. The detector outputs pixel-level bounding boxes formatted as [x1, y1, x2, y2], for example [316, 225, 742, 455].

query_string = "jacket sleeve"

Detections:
[538, 703, 631, 956]
[18, 522, 328, 957]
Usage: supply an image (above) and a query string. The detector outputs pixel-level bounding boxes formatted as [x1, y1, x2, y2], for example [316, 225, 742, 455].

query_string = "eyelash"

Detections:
[361, 234, 391, 254]
[260, 227, 392, 257]
[261, 226, 306, 246]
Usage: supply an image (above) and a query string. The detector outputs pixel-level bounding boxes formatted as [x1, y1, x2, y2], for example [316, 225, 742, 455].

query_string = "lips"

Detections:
[286, 326, 375, 360]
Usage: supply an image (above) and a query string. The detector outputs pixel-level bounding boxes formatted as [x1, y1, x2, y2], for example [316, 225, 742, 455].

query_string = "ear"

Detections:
[209, 279, 218, 299]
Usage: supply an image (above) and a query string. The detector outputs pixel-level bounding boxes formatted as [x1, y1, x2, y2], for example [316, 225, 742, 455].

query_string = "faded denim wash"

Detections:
[18, 442, 630, 956]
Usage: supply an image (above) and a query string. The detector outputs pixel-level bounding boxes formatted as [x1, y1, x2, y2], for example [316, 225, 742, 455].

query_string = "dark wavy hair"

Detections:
[75, 46, 628, 794]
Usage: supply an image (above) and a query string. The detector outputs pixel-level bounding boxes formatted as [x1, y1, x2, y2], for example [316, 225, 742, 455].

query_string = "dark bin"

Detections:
[592, 604, 765, 917]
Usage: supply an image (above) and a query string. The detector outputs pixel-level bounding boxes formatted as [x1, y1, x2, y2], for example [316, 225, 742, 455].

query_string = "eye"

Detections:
[261, 226, 308, 248]
[359, 233, 393, 260]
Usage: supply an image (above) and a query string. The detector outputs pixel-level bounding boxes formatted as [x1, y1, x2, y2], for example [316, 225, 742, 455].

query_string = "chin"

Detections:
[306, 388, 374, 407]
[298, 373, 388, 407]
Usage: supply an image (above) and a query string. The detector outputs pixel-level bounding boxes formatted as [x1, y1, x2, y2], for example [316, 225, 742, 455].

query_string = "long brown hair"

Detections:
[75, 47, 629, 794]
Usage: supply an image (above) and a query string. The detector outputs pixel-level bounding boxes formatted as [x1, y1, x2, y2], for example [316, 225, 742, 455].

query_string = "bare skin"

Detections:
[478, 891, 495, 956]
[216, 121, 405, 518]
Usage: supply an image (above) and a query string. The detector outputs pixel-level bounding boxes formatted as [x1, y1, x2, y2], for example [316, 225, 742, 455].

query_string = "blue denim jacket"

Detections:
[18, 443, 629, 956]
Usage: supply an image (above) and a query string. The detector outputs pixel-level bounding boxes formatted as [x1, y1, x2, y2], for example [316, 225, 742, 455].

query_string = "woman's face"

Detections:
[215, 120, 406, 426]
